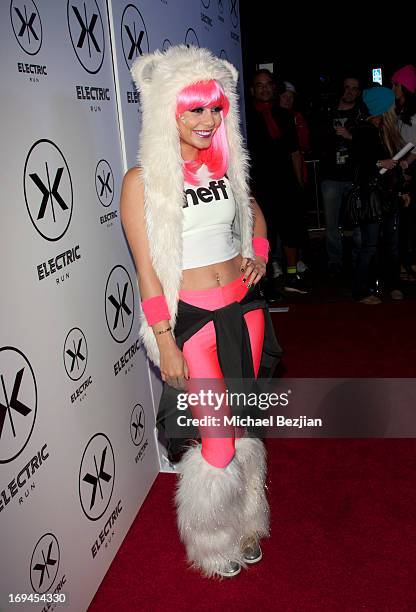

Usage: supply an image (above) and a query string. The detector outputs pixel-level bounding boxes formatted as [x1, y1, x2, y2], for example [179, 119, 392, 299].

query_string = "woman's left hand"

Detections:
[240, 256, 267, 287]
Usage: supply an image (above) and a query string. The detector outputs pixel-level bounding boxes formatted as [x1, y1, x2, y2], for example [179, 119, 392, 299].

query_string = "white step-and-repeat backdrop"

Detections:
[0, 1, 244, 609]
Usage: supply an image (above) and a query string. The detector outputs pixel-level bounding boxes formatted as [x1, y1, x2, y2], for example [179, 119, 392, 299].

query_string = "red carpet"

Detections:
[89, 302, 416, 611]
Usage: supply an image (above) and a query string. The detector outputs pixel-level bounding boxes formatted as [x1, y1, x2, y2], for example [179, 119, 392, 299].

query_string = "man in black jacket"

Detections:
[246, 69, 309, 295]
[318, 77, 363, 275]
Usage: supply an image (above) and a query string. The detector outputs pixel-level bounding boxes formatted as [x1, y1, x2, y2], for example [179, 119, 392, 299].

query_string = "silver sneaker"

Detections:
[271, 261, 283, 278]
[296, 260, 308, 274]
[216, 561, 241, 578]
[242, 540, 263, 564]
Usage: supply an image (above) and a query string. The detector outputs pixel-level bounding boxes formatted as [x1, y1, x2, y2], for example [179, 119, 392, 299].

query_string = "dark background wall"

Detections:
[240, 4, 416, 112]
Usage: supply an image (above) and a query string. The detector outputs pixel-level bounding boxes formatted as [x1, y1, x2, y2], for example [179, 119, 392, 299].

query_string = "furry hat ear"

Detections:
[131, 50, 163, 89]
[220, 59, 239, 85]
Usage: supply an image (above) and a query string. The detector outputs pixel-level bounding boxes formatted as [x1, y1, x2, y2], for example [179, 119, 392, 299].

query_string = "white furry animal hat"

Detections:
[130, 45, 253, 366]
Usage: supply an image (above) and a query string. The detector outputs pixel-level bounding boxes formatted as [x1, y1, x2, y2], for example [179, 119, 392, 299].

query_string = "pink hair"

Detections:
[176, 80, 230, 185]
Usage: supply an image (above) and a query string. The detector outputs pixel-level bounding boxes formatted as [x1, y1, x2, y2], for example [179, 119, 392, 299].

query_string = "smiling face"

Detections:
[177, 105, 223, 160]
[175, 80, 230, 179]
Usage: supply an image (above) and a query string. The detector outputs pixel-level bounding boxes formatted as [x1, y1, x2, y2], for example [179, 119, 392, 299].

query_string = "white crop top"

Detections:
[182, 168, 239, 269]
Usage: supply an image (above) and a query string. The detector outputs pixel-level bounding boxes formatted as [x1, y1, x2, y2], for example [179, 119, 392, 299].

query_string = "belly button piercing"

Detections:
[216, 272, 220, 285]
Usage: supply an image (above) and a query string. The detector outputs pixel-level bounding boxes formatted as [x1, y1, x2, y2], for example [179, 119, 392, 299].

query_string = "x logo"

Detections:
[97, 171, 112, 199]
[30, 164, 68, 222]
[66, 338, 85, 373]
[14, 6, 39, 41]
[32, 542, 57, 589]
[0, 368, 31, 440]
[131, 410, 144, 441]
[108, 282, 132, 330]
[71, 5, 100, 54]
[230, 0, 238, 25]
[82, 447, 112, 510]
[124, 24, 144, 60]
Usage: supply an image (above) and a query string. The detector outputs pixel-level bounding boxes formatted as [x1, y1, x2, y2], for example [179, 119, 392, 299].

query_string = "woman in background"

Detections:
[279, 80, 311, 272]
[352, 87, 406, 304]
[279, 81, 310, 183]
[392, 65, 416, 281]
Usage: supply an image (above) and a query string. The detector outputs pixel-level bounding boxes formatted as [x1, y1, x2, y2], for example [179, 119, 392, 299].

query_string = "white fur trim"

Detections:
[235, 437, 270, 540]
[131, 46, 254, 366]
[175, 443, 247, 578]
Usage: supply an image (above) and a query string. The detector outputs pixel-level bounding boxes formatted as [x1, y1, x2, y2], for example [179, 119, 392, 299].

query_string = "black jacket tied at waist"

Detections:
[156, 284, 283, 459]
[174, 284, 281, 379]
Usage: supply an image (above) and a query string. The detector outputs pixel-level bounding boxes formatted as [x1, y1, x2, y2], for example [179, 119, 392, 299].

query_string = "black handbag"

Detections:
[342, 176, 396, 227]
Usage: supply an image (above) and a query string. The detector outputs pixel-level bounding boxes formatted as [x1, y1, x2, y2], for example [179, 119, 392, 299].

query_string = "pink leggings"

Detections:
[179, 274, 265, 468]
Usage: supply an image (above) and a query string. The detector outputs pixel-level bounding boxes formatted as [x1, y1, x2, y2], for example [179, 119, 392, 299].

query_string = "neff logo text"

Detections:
[183, 179, 228, 208]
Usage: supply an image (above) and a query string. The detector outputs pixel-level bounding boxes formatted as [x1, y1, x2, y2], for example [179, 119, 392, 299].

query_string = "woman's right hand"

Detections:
[159, 340, 189, 390]
[378, 159, 398, 170]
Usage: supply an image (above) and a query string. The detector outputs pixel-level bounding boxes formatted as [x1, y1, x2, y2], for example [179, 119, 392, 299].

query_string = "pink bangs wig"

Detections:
[176, 80, 230, 185]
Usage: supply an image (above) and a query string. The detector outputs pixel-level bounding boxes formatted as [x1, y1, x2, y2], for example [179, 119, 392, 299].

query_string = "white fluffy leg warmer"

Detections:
[235, 437, 270, 542]
[175, 444, 246, 578]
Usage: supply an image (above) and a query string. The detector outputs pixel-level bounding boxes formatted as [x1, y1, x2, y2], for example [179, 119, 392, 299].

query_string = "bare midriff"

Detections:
[180, 254, 244, 290]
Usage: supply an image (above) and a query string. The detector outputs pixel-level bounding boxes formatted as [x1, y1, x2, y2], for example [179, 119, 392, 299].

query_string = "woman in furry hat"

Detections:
[120, 45, 275, 578]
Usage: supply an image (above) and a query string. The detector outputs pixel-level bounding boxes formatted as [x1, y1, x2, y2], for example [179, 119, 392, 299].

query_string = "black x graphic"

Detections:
[0, 368, 31, 440]
[83, 447, 112, 510]
[72, 6, 100, 54]
[32, 542, 57, 589]
[14, 6, 39, 41]
[108, 282, 132, 330]
[124, 24, 144, 60]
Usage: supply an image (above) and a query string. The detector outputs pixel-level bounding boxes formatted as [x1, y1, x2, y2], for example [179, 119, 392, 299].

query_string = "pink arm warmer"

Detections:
[252, 236, 269, 262]
[141, 295, 171, 326]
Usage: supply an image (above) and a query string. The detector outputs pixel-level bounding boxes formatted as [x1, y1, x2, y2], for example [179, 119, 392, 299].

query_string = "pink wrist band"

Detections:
[141, 295, 171, 326]
[253, 237, 269, 262]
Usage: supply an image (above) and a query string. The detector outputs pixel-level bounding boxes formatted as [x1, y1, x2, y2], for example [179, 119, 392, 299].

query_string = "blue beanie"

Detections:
[363, 87, 395, 117]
